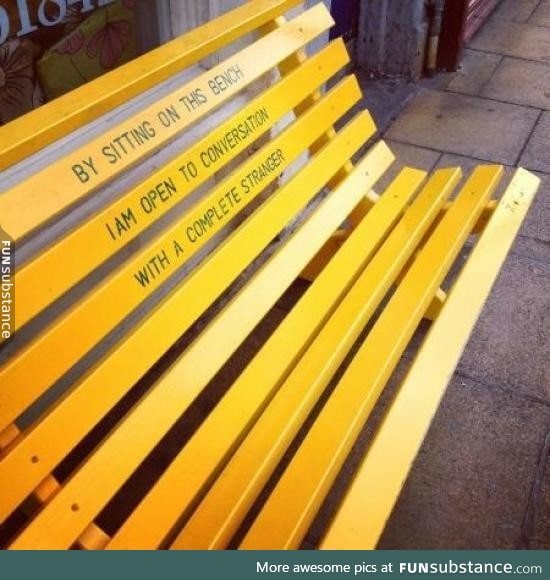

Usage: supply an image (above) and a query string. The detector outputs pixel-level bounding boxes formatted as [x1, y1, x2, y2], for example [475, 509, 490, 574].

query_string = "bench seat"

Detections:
[0, 0, 540, 550]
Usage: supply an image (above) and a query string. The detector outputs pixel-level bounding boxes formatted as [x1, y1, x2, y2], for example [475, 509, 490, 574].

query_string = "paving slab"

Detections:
[529, 0, 550, 28]
[356, 76, 419, 133]
[457, 253, 550, 402]
[470, 19, 550, 63]
[493, 0, 539, 23]
[379, 375, 550, 549]
[385, 90, 539, 165]
[523, 173, 550, 244]
[528, 431, 550, 549]
[376, 140, 441, 192]
[435, 154, 550, 243]
[481, 57, 550, 109]
[520, 111, 550, 173]
[512, 235, 550, 264]
[446, 49, 502, 96]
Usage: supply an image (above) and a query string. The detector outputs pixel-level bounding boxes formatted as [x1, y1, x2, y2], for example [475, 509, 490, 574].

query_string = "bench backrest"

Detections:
[0, 0, 303, 172]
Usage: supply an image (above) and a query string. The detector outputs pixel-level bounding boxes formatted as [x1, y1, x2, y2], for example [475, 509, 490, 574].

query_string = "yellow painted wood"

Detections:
[473, 200, 499, 233]
[441, 199, 498, 234]
[0, 76, 363, 437]
[0, 424, 59, 504]
[108, 163, 425, 551]
[300, 230, 349, 282]
[267, 15, 377, 214]
[7, 112, 374, 547]
[0, 0, 303, 171]
[0, 4, 333, 242]
[77, 524, 111, 551]
[320, 167, 538, 550]
[260, 16, 360, 200]
[14, 41, 350, 332]
[239, 165, 503, 550]
[0, 421, 106, 547]
[170, 167, 459, 550]
[32, 476, 61, 504]
[424, 288, 448, 321]
[0, 424, 19, 450]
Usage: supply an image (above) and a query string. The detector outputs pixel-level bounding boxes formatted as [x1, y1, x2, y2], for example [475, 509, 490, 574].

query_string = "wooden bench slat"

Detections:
[0, 75, 364, 436]
[169, 167, 461, 550]
[0, 4, 333, 243]
[0, 0, 303, 172]
[14, 40, 350, 332]
[0, 424, 19, 450]
[237, 165, 503, 550]
[319, 167, 539, 550]
[7, 112, 375, 549]
[267, 28, 361, 206]
[106, 163, 426, 551]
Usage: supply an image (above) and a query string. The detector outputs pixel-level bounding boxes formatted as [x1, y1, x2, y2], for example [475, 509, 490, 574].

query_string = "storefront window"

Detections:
[0, 0, 175, 124]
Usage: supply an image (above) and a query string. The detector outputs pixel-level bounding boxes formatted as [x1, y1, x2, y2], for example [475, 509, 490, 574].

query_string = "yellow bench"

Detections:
[0, 0, 540, 550]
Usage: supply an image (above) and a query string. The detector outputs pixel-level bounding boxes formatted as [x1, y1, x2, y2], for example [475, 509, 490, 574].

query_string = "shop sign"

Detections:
[0, 0, 115, 44]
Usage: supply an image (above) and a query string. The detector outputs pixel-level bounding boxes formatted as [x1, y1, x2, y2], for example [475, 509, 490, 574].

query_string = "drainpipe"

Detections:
[426, 0, 445, 77]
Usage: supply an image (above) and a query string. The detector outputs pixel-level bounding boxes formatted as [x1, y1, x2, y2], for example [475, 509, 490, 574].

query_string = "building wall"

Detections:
[356, 0, 428, 80]
[162, 0, 332, 62]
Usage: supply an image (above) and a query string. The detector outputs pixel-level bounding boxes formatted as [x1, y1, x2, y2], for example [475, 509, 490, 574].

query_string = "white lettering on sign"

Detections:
[0, 0, 116, 45]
